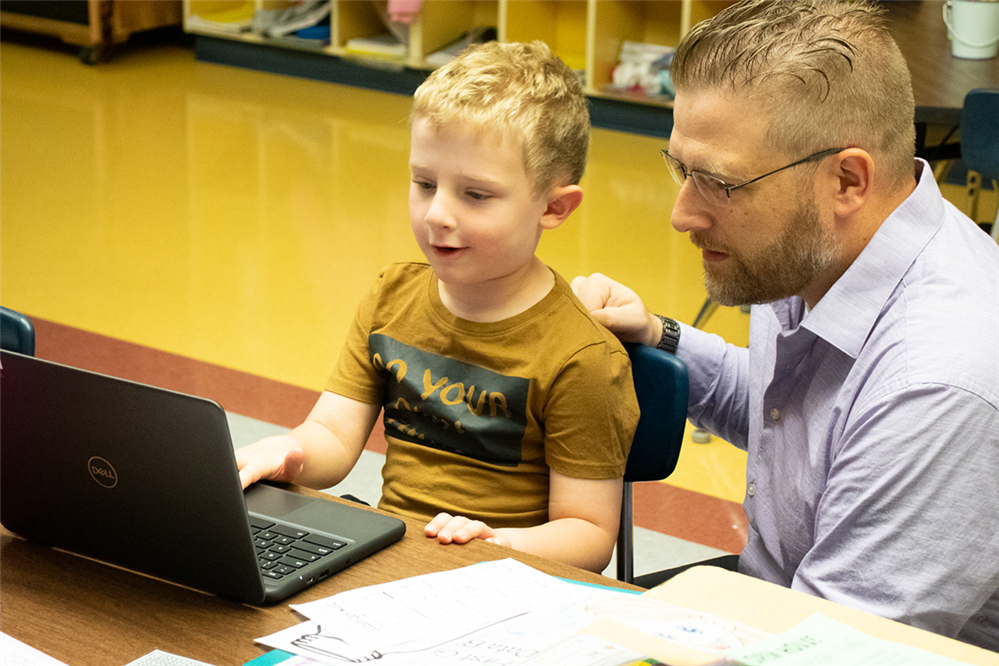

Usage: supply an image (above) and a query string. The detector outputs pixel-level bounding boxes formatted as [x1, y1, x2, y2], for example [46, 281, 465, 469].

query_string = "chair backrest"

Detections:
[961, 89, 999, 182]
[624, 343, 688, 483]
[617, 343, 689, 583]
[1, 307, 36, 357]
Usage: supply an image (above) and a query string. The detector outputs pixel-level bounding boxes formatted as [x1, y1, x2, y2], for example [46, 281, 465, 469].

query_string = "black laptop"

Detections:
[0, 350, 406, 605]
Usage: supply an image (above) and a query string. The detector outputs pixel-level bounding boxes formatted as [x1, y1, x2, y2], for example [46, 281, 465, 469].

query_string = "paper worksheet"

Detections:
[723, 613, 970, 666]
[1, 633, 69, 666]
[255, 558, 648, 665]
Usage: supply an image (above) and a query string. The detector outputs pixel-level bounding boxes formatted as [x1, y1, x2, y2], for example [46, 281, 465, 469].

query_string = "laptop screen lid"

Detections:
[0, 351, 405, 604]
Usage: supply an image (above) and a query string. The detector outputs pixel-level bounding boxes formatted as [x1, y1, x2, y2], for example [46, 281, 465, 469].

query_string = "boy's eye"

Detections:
[413, 179, 435, 191]
[465, 190, 490, 201]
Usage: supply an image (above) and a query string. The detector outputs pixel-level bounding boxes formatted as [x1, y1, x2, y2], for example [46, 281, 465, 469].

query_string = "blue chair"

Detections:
[961, 89, 999, 242]
[1, 307, 35, 356]
[616, 343, 688, 584]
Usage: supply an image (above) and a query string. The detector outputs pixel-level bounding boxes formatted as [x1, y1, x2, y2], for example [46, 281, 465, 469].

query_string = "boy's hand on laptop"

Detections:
[425, 513, 512, 548]
[235, 436, 306, 490]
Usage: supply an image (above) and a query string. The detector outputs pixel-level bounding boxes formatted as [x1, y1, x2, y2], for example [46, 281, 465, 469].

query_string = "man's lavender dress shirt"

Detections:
[677, 160, 998, 650]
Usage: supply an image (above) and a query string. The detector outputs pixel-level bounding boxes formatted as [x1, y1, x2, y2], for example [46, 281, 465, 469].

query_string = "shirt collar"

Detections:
[799, 159, 944, 358]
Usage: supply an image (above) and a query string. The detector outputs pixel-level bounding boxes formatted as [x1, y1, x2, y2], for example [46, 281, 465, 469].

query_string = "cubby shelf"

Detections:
[183, 0, 736, 138]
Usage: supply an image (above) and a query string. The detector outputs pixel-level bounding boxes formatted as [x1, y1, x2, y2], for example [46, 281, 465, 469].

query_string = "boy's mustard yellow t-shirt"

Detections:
[326, 262, 639, 528]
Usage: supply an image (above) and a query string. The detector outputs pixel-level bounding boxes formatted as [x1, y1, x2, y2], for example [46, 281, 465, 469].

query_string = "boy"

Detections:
[236, 41, 638, 573]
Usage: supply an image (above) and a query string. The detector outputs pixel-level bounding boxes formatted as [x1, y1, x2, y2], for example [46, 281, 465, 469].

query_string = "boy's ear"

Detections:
[540, 185, 583, 230]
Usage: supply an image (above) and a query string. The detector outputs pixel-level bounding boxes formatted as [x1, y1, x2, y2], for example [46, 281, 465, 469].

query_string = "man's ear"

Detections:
[830, 148, 874, 218]
[540, 185, 584, 230]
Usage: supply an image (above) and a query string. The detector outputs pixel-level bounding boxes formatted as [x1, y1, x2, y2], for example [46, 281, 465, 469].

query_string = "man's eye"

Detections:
[695, 173, 730, 192]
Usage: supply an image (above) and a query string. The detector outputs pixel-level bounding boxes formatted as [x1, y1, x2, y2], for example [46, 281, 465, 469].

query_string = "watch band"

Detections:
[655, 314, 681, 355]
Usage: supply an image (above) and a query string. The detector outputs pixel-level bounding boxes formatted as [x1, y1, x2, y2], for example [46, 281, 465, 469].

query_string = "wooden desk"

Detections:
[0, 489, 640, 666]
[648, 566, 998, 666]
[5, 494, 997, 666]
[886, 1, 999, 126]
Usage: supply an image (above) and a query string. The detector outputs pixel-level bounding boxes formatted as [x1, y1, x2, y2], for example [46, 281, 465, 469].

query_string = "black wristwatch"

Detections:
[654, 314, 681, 355]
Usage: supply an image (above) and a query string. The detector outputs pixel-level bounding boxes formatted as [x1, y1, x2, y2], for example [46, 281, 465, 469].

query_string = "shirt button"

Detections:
[747, 481, 756, 497]
[770, 408, 781, 421]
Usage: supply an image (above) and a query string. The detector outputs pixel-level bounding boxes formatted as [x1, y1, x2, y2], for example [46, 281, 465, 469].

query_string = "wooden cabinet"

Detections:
[1, 0, 182, 63]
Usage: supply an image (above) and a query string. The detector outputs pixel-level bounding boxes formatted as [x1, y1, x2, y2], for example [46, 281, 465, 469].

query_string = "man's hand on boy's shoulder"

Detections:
[235, 436, 306, 490]
[571, 273, 660, 346]
[425, 513, 512, 548]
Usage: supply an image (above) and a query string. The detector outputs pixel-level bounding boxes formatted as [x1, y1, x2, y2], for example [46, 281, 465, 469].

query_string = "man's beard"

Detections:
[692, 199, 837, 307]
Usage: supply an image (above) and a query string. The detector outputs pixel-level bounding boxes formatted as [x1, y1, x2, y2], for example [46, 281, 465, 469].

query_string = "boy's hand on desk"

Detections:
[425, 513, 512, 548]
[235, 436, 306, 490]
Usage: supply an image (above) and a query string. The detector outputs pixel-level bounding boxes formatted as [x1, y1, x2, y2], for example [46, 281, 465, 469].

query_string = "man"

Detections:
[573, 0, 998, 650]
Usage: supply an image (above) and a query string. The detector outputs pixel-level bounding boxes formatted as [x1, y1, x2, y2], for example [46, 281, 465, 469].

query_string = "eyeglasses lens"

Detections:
[661, 151, 685, 186]
[662, 151, 729, 206]
[693, 174, 729, 206]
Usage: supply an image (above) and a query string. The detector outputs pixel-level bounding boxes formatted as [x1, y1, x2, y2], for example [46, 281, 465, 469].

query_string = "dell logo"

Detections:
[88, 456, 118, 488]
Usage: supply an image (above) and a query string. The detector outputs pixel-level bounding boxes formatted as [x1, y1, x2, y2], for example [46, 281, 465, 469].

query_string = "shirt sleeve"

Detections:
[542, 342, 638, 480]
[677, 322, 752, 450]
[792, 382, 999, 641]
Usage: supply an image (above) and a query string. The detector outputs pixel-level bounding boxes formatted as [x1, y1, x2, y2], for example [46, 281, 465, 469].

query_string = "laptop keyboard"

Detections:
[250, 517, 347, 580]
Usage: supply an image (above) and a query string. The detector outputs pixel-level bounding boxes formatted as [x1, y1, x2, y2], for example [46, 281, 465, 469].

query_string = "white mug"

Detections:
[944, 0, 999, 60]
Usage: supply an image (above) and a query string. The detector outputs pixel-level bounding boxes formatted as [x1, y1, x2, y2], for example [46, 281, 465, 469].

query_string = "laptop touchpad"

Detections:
[245, 484, 313, 517]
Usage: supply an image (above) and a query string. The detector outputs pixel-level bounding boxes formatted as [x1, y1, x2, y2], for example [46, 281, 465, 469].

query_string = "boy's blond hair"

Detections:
[671, 0, 915, 191]
[411, 41, 589, 198]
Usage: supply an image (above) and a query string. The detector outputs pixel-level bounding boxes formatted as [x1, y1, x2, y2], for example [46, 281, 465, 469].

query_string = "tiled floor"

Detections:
[2, 30, 756, 581]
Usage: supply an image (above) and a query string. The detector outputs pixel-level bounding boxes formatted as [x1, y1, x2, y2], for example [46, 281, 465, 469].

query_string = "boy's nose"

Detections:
[425, 192, 456, 228]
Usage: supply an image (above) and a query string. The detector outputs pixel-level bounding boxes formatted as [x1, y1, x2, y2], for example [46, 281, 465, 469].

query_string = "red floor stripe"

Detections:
[33, 318, 319, 429]
[634, 482, 748, 554]
[25, 317, 743, 552]
[29, 317, 390, 452]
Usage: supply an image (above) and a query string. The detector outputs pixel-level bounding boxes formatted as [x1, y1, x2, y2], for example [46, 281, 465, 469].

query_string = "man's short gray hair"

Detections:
[671, 0, 915, 190]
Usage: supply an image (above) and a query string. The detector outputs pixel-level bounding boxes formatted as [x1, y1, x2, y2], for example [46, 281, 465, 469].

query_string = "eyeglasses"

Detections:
[661, 147, 848, 206]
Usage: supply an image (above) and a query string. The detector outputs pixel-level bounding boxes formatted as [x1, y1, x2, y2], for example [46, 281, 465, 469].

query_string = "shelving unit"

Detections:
[502, 1, 589, 72]
[183, 0, 498, 69]
[587, 0, 728, 106]
[183, 0, 736, 137]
